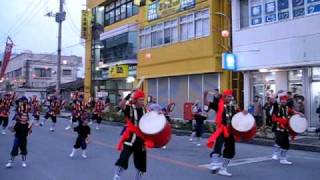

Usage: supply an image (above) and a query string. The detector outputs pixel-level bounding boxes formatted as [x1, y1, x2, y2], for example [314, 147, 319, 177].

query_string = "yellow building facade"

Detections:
[85, 0, 241, 118]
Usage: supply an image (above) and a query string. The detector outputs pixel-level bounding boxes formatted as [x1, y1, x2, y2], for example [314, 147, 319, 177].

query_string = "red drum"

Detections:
[289, 114, 308, 134]
[231, 112, 256, 141]
[139, 111, 172, 148]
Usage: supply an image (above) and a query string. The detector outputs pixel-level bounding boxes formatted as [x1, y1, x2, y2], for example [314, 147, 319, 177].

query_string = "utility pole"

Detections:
[47, 0, 66, 93]
[55, 0, 66, 94]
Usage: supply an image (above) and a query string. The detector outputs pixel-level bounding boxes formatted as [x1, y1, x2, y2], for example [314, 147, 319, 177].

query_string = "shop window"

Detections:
[312, 67, 320, 80]
[289, 69, 303, 81]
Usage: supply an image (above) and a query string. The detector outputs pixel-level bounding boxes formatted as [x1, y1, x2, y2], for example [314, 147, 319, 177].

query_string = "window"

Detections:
[292, 0, 305, 18]
[127, 2, 132, 17]
[63, 69, 72, 76]
[14, 68, 22, 78]
[265, 0, 277, 23]
[307, 0, 320, 15]
[104, 0, 139, 26]
[121, 4, 126, 19]
[139, 27, 151, 49]
[278, 0, 290, 20]
[240, 0, 249, 28]
[195, 9, 210, 38]
[250, 0, 263, 26]
[151, 23, 163, 46]
[313, 67, 320, 80]
[180, 14, 194, 41]
[34, 68, 52, 78]
[139, 9, 210, 49]
[245, 0, 319, 28]
[164, 19, 178, 44]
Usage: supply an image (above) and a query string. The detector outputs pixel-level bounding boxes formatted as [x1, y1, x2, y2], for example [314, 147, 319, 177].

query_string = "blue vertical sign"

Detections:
[222, 53, 237, 71]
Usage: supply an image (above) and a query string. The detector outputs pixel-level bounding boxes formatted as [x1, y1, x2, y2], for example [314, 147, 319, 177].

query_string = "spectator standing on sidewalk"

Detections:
[263, 96, 275, 127]
[252, 96, 263, 128]
[293, 95, 305, 114]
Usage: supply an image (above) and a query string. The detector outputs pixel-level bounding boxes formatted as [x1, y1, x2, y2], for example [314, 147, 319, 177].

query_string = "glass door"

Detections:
[311, 82, 320, 127]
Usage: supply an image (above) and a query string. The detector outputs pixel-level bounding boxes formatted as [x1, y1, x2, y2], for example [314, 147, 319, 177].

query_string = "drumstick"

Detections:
[134, 76, 145, 90]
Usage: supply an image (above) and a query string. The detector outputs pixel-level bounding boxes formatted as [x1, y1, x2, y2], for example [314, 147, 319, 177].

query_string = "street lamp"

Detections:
[62, 60, 68, 65]
[214, 12, 231, 51]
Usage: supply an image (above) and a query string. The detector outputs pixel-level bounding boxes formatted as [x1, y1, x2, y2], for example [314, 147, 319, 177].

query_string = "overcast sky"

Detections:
[0, 0, 86, 77]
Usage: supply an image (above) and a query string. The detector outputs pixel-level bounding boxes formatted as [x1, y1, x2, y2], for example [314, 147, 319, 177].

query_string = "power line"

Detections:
[5, 0, 41, 37]
[10, 0, 46, 38]
[64, 1, 81, 33]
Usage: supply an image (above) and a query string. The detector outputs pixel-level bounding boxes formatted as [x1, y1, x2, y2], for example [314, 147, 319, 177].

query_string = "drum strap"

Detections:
[124, 105, 146, 146]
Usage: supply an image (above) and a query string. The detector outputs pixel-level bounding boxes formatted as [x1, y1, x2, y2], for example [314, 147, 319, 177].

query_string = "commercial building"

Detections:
[231, 0, 320, 128]
[85, 0, 241, 119]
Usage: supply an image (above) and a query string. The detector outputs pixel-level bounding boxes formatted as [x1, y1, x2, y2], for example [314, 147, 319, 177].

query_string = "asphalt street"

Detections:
[0, 116, 320, 180]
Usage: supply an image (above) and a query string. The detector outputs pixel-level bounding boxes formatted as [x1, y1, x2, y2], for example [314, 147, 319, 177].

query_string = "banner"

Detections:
[0, 37, 14, 80]
[108, 65, 129, 78]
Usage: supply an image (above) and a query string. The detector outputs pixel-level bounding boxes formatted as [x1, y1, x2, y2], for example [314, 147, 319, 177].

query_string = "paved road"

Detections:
[0, 117, 319, 180]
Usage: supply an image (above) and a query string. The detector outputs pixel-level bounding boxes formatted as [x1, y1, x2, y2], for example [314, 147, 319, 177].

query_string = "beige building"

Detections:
[2, 51, 82, 99]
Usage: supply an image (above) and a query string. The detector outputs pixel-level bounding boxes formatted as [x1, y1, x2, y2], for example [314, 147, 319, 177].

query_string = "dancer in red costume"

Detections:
[113, 89, 154, 180]
[206, 89, 252, 177]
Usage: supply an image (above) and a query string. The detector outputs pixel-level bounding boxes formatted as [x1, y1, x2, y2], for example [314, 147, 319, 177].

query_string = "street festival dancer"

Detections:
[69, 112, 91, 159]
[66, 96, 84, 130]
[0, 94, 14, 135]
[271, 93, 303, 165]
[85, 96, 95, 125]
[5, 112, 32, 168]
[92, 97, 105, 130]
[42, 94, 63, 132]
[31, 95, 41, 126]
[206, 89, 254, 177]
[113, 89, 154, 180]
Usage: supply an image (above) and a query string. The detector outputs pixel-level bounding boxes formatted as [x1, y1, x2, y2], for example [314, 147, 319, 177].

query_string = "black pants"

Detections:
[266, 116, 272, 127]
[74, 137, 87, 150]
[274, 131, 290, 150]
[115, 141, 147, 172]
[194, 115, 206, 138]
[72, 116, 82, 125]
[11, 137, 27, 156]
[211, 134, 235, 159]
[33, 115, 40, 121]
[93, 114, 102, 124]
[0, 116, 9, 128]
[45, 113, 57, 123]
[254, 116, 263, 127]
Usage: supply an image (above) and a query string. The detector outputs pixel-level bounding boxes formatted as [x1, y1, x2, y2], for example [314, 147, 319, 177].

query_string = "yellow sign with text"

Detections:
[81, 10, 91, 39]
[108, 65, 129, 78]
[158, 0, 180, 17]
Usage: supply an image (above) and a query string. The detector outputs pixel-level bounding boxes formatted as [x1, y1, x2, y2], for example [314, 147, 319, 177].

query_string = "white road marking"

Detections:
[199, 156, 273, 168]
[199, 154, 320, 169]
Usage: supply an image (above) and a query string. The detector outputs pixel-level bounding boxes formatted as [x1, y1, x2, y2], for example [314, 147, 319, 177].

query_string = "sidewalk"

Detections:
[57, 113, 320, 153]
